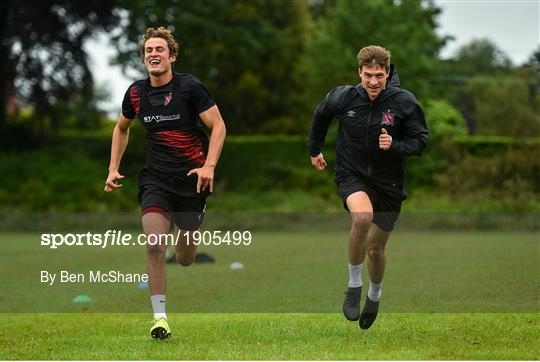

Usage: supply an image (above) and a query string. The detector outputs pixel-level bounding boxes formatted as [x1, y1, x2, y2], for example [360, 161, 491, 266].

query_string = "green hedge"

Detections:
[452, 135, 540, 156]
[2, 132, 539, 212]
[216, 135, 334, 195]
[0, 133, 338, 211]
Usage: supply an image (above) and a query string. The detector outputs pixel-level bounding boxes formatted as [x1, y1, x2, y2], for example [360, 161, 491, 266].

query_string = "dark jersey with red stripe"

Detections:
[122, 73, 215, 197]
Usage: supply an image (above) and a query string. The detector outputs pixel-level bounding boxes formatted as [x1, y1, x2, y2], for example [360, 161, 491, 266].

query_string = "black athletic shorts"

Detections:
[138, 169, 207, 230]
[335, 173, 404, 232]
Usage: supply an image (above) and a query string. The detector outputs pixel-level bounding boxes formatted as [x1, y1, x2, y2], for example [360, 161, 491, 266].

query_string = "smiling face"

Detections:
[359, 64, 389, 101]
[143, 37, 176, 77]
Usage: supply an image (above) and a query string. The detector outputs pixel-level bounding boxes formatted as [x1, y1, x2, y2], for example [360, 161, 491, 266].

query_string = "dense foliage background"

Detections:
[2, 0, 539, 214]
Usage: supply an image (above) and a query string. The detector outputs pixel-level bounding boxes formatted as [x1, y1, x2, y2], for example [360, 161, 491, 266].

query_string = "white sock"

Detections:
[165, 248, 174, 259]
[348, 262, 363, 288]
[367, 281, 382, 302]
[151, 294, 167, 320]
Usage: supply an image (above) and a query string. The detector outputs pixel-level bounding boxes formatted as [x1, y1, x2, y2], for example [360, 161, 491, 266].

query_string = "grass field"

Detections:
[1, 313, 538, 359]
[1, 230, 539, 359]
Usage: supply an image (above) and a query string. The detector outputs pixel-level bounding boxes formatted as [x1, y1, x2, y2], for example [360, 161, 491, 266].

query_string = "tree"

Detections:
[453, 38, 512, 75]
[528, 46, 540, 70]
[526, 45, 540, 96]
[299, 0, 447, 106]
[113, 0, 311, 133]
[442, 39, 525, 135]
[2, 0, 119, 138]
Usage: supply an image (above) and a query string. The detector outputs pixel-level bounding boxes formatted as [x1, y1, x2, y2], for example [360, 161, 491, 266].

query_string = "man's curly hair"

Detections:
[139, 26, 179, 59]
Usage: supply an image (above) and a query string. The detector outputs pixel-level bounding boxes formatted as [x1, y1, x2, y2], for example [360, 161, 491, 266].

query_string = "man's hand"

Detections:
[104, 170, 124, 192]
[187, 165, 215, 193]
[310, 153, 327, 171]
[379, 128, 392, 151]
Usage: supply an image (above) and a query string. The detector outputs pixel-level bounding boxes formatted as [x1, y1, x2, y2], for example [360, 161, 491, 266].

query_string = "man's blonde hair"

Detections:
[357, 45, 391, 71]
[139, 26, 179, 58]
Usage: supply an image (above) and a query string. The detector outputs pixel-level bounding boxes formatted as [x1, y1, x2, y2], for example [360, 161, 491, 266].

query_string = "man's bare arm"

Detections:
[186, 105, 227, 193]
[104, 113, 133, 192]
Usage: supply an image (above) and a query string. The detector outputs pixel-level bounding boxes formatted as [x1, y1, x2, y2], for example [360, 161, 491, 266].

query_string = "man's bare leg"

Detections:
[359, 223, 391, 329]
[346, 191, 373, 265]
[342, 191, 373, 320]
[173, 226, 198, 267]
[365, 224, 390, 284]
[142, 212, 170, 320]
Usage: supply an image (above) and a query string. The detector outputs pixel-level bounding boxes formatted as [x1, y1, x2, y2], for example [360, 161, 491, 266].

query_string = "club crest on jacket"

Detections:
[381, 111, 395, 126]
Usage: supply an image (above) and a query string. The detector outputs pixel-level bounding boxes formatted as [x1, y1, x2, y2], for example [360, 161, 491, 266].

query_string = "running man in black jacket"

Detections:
[308, 45, 428, 329]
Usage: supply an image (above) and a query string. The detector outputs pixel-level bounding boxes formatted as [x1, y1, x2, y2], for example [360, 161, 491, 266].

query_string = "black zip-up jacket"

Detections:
[307, 65, 428, 199]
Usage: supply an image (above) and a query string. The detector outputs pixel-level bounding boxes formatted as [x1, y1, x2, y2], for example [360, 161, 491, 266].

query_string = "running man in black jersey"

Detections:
[104, 27, 226, 339]
[308, 46, 428, 329]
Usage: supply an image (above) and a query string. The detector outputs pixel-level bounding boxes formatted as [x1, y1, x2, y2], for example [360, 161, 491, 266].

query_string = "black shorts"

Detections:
[335, 173, 403, 232]
[139, 185, 206, 230]
[138, 169, 207, 230]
